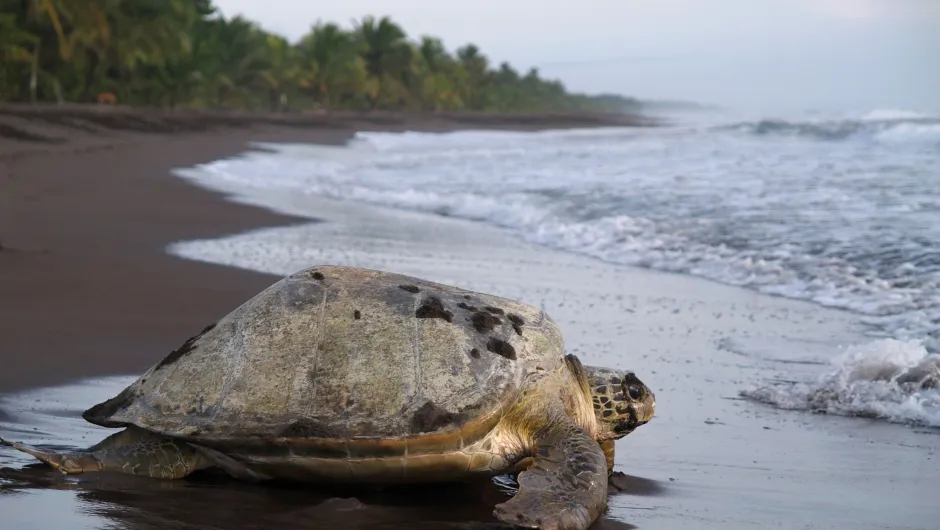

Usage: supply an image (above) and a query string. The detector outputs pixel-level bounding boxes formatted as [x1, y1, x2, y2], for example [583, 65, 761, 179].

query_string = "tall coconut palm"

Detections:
[353, 15, 412, 108]
[414, 36, 462, 110]
[297, 22, 368, 109]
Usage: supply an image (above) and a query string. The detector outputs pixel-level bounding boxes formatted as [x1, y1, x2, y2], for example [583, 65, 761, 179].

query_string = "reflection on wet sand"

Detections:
[0, 465, 647, 530]
[0, 374, 660, 529]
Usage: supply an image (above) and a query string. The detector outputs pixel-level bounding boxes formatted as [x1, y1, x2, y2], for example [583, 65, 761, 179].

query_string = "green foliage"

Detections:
[0, 0, 639, 113]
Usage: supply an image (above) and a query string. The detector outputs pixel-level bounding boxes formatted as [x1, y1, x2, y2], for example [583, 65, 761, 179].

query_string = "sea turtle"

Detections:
[2, 265, 655, 530]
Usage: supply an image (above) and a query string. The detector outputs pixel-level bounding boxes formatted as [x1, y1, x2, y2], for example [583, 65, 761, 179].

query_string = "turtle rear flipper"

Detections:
[493, 422, 608, 530]
[1, 426, 210, 479]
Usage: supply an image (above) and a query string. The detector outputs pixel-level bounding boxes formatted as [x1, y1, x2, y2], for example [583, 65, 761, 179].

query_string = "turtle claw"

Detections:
[607, 471, 631, 494]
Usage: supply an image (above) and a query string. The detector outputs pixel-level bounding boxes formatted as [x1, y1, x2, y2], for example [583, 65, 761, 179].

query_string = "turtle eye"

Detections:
[626, 384, 644, 400]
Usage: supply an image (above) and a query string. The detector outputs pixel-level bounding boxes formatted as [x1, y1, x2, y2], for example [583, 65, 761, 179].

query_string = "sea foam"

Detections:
[740, 339, 940, 427]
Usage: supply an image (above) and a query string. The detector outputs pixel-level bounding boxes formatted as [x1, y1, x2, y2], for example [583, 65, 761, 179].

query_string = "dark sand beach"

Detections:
[0, 105, 657, 530]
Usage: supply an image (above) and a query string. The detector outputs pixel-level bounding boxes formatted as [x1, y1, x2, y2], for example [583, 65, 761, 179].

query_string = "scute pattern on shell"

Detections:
[83, 265, 566, 455]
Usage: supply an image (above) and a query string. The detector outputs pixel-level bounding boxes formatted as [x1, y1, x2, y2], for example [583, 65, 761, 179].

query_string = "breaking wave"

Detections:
[724, 109, 940, 142]
[740, 339, 940, 427]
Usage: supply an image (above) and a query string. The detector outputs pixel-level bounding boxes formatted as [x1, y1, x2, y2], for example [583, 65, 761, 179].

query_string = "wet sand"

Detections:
[2, 108, 938, 530]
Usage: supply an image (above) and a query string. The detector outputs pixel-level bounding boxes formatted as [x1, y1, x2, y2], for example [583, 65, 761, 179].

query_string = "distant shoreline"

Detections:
[0, 103, 659, 159]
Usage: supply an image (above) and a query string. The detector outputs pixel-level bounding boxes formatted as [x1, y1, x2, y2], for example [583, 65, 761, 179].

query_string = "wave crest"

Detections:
[740, 339, 940, 427]
[725, 110, 940, 143]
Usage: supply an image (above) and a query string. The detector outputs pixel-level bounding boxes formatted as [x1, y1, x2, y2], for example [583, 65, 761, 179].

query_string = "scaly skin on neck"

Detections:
[480, 354, 655, 475]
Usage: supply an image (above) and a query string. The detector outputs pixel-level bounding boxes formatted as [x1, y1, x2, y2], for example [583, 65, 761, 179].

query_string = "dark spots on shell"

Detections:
[311, 271, 325, 281]
[484, 306, 504, 315]
[415, 297, 453, 323]
[353, 310, 361, 320]
[612, 393, 626, 402]
[600, 396, 610, 404]
[457, 302, 477, 311]
[507, 313, 524, 335]
[486, 338, 516, 360]
[596, 385, 608, 394]
[411, 401, 467, 433]
[278, 419, 337, 438]
[399, 284, 420, 293]
[602, 409, 614, 418]
[604, 402, 613, 410]
[463, 295, 472, 300]
[153, 323, 215, 371]
[471, 312, 501, 333]
[609, 376, 622, 385]
[469, 348, 481, 359]
[82, 385, 138, 425]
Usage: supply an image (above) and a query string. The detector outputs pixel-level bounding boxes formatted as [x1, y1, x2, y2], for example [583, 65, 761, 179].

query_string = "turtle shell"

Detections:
[83, 265, 565, 456]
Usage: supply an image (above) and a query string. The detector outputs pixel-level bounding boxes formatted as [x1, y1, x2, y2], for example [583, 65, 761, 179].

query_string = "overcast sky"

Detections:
[213, 0, 939, 115]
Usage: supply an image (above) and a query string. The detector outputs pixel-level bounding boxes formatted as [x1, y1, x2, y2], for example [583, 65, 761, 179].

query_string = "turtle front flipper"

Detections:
[599, 439, 631, 493]
[1, 426, 210, 479]
[493, 422, 608, 530]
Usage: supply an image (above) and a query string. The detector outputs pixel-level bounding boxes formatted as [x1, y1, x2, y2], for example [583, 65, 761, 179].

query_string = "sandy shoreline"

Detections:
[1, 107, 938, 530]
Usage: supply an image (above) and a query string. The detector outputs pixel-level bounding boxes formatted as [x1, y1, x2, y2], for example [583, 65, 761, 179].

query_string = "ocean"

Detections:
[170, 107, 940, 430]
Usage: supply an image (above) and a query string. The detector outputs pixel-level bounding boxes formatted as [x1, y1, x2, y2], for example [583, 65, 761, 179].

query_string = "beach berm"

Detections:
[2, 264, 656, 530]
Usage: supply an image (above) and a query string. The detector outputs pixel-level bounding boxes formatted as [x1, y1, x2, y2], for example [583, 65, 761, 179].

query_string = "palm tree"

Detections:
[0, 13, 37, 61]
[456, 44, 489, 109]
[13, 0, 70, 102]
[353, 15, 412, 108]
[414, 36, 462, 110]
[0, 6, 639, 115]
[297, 22, 367, 110]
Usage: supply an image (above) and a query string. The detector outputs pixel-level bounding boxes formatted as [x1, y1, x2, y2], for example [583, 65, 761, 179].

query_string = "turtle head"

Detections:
[583, 365, 656, 441]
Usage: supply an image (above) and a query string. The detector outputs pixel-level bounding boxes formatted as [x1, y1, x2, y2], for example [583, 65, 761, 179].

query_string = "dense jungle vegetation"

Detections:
[0, 0, 639, 113]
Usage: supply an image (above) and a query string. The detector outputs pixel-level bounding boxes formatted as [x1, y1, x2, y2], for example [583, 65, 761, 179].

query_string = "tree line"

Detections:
[0, 0, 640, 114]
